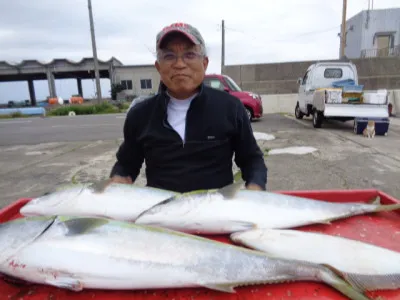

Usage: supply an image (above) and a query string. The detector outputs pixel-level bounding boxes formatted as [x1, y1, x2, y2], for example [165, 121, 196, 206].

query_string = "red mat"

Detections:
[0, 189, 399, 300]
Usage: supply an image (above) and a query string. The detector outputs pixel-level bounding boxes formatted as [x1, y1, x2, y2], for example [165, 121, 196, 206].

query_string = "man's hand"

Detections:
[108, 175, 133, 185]
[246, 183, 264, 191]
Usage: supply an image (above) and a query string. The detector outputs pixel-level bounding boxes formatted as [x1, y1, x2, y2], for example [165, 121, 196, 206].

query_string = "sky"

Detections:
[0, 0, 399, 103]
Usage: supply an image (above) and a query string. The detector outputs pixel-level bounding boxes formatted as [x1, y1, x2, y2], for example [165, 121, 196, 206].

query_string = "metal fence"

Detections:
[361, 45, 400, 58]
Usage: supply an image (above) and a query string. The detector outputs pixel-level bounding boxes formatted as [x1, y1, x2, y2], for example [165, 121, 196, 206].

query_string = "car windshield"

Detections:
[224, 75, 242, 92]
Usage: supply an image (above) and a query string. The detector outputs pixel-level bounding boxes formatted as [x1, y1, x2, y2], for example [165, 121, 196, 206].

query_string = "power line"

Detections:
[223, 24, 340, 43]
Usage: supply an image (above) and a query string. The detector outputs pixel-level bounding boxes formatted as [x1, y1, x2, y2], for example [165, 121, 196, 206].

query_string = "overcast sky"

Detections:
[0, 0, 398, 103]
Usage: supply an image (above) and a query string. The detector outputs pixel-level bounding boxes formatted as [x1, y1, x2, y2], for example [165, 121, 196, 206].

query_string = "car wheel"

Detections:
[245, 107, 253, 121]
[295, 102, 304, 119]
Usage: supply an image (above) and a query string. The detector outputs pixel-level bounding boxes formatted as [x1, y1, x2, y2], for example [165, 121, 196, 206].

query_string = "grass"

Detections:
[0, 112, 32, 119]
[47, 102, 129, 116]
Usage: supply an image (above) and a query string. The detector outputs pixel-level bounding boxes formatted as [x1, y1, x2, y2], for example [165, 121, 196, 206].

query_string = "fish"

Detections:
[0, 215, 371, 299]
[230, 228, 400, 292]
[19, 181, 179, 221]
[135, 182, 400, 235]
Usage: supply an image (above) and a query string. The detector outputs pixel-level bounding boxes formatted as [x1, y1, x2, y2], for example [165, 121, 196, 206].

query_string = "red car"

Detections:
[203, 74, 263, 121]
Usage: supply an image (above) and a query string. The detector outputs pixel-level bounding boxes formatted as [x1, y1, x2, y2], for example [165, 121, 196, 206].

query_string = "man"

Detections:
[109, 22, 267, 193]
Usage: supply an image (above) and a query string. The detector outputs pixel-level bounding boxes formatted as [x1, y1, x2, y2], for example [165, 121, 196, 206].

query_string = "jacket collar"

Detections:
[158, 81, 206, 109]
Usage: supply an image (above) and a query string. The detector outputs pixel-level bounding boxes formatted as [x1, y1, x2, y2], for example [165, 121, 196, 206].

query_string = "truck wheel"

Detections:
[295, 102, 304, 119]
[313, 110, 323, 128]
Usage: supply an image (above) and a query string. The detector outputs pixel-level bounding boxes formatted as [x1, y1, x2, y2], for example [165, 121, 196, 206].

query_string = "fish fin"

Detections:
[229, 220, 257, 231]
[135, 195, 178, 221]
[321, 264, 367, 293]
[202, 283, 236, 293]
[368, 195, 380, 205]
[59, 217, 109, 236]
[341, 272, 400, 292]
[89, 179, 112, 194]
[321, 263, 346, 279]
[42, 183, 86, 196]
[218, 182, 243, 199]
[373, 203, 400, 213]
[233, 170, 243, 183]
[319, 265, 373, 300]
[45, 276, 83, 291]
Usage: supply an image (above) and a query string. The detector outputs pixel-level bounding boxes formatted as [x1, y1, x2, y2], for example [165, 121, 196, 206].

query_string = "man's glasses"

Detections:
[157, 51, 204, 64]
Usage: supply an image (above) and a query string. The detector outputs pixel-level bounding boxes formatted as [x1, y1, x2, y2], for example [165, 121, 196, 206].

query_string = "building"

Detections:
[111, 64, 160, 98]
[344, 7, 400, 59]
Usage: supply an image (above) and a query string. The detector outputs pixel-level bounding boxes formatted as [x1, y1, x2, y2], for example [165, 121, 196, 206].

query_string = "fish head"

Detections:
[0, 216, 55, 263]
[135, 191, 211, 227]
[19, 184, 89, 216]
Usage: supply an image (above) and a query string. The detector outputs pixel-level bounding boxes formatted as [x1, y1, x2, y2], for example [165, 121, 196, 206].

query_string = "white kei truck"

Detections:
[294, 61, 390, 135]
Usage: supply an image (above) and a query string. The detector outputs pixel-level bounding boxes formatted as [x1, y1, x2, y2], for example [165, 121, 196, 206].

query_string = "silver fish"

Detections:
[230, 228, 400, 292]
[135, 182, 400, 234]
[0, 215, 370, 300]
[19, 182, 179, 221]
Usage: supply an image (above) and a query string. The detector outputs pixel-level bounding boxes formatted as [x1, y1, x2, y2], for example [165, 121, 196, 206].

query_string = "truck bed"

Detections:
[0, 189, 399, 300]
[324, 103, 390, 118]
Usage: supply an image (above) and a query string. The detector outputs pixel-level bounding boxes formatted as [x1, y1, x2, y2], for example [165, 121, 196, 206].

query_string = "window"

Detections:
[120, 80, 132, 90]
[324, 68, 343, 78]
[203, 78, 225, 90]
[224, 75, 242, 91]
[140, 79, 152, 89]
[302, 71, 310, 85]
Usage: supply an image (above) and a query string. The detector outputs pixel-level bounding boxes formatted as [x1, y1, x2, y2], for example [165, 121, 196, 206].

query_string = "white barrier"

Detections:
[0, 107, 46, 116]
[261, 94, 297, 114]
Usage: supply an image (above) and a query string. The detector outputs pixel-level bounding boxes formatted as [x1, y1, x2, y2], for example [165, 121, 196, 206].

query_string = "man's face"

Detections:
[155, 33, 209, 98]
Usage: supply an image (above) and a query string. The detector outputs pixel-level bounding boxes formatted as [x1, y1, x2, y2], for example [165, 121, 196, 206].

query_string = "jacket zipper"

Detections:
[162, 94, 196, 148]
[182, 98, 196, 148]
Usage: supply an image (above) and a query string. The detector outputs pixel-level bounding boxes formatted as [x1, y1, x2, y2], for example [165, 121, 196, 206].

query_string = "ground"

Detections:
[0, 113, 400, 209]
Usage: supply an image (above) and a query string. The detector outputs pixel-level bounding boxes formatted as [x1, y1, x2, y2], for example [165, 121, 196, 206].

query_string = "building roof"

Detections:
[0, 57, 123, 69]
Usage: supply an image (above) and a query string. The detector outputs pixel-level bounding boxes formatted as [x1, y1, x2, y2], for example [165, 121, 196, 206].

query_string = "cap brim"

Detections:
[157, 29, 199, 48]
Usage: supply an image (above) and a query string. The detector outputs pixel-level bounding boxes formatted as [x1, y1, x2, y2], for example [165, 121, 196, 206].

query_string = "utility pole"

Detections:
[221, 20, 225, 73]
[88, 0, 102, 103]
[339, 0, 347, 59]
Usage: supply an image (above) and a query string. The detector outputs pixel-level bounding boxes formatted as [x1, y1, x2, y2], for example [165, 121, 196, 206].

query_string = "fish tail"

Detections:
[373, 203, 400, 212]
[318, 265, 373, 300]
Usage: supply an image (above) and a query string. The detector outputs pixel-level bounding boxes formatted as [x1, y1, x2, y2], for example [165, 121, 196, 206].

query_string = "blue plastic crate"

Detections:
[354, 117, 390, 135]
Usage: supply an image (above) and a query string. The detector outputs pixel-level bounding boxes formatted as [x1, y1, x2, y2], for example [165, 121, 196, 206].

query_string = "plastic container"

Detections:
[354, 117, 390, 135]
[70, 96, 84, 104]
[0, 189, 399, 300]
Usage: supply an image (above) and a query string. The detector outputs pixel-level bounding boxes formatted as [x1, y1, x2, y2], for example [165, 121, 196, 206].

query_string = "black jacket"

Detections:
[110, 82, 267, 193]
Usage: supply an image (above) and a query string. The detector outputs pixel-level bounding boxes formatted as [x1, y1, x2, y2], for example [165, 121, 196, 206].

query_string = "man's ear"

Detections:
[155, 60, 161, 73]
[203, 56, 209, 71]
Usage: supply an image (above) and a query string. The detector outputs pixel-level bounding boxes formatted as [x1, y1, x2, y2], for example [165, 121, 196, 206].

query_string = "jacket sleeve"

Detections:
[109, 108, 144, 181]
[233, 101, 268, 190]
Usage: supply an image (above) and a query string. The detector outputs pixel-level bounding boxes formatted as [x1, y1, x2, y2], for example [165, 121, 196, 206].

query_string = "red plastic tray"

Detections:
[0, 189, 399, 300]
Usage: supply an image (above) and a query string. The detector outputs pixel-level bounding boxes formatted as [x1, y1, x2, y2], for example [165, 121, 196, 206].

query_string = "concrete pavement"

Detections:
[1, 113, 400, 209]
[0, 114, 127, 146]
[0, 113, 284, 146]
